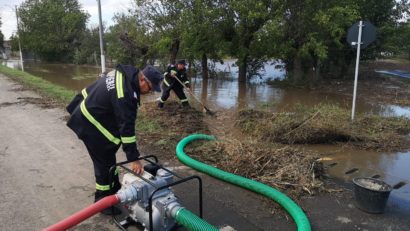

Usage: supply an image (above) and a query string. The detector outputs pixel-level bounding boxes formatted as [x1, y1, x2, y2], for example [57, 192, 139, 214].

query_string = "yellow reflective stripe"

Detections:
[116, 71, 124, 98]
[80, 101, 121, 145]
[159, 98, 165, 103]
[96, 183, 110, 191]
[81, 89, 88, 98]
[184, 81, 189, 84]
[115, 167, 120, 175]
[121, 136, 136, 143]
[163, 79, 170, 87]
[181, 99, 189, 102]
[171, 70, 177, 75]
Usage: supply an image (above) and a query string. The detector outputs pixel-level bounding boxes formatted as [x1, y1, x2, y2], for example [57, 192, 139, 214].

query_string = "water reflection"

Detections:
[3, 59, 410, 118]
[302, 145, 410, 202]
[1, 60, 102, 91]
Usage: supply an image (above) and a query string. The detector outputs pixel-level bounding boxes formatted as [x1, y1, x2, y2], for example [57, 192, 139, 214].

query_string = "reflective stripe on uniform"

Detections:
[184, 81, 189, 85]
[96, 183, 110, 191]
[163, 79, 170, 87]
[81, 88, 88, 98]
[180, 99, 189, 102]
[80, 100, 121, 145]
[159, 98, 165, 103]
[115, 167, 120, 175]
[116, 71, 124, 99]
[121, 136, 136, 144]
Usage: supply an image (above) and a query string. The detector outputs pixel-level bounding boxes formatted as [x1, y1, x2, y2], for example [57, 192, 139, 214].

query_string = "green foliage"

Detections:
[18, 0, 89, 61]
[9, 35, 20, 52]
[73, 27, 100, 65]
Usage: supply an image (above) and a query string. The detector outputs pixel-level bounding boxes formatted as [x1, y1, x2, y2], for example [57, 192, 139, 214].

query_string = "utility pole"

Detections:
[15, 5, 24, 71]
[97, 0, 106, 74]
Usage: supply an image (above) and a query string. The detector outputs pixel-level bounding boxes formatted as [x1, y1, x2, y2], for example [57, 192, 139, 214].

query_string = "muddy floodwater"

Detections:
[2, 59, 409, 204]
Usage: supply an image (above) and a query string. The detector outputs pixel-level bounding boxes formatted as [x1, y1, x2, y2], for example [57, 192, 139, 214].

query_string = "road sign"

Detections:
[347, 21, 376, 49]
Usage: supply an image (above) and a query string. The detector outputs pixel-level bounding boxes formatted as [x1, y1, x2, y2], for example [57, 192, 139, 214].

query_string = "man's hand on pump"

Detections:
[130, 160, 144, 175]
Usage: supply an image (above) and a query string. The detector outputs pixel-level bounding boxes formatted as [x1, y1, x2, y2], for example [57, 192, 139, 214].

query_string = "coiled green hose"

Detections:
[176, 134, 311, 231]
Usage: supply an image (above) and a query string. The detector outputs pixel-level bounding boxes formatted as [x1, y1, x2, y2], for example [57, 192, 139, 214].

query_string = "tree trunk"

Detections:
[292, 56, 303, 82]
[201, 76, 208, 103]
[238, 81, 247, 109]
[170, 38, 180, 64]
[238, 56, 247, 82]
[201, 53, 209, 79]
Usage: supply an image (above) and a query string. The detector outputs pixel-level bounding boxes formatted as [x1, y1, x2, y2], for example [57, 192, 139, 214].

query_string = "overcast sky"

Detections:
[0, 0, 133, 39]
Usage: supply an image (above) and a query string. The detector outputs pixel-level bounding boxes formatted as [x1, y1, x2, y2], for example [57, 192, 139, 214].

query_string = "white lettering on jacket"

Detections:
[106, 75, 115, 91]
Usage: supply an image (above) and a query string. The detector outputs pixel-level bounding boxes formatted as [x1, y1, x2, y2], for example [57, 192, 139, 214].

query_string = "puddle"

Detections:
[305, 144, 410, 202]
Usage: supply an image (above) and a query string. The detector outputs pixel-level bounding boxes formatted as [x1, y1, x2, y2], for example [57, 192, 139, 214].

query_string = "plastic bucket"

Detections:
[352, 177, 392, 214]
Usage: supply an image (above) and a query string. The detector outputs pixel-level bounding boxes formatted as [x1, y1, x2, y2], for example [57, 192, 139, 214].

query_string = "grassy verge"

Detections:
[0, 65, 76, 105]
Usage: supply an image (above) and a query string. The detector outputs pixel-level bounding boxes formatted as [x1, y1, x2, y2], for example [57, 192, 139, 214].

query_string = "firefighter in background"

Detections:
[66, 64, 163, 215]
[158, 59, 190, 108]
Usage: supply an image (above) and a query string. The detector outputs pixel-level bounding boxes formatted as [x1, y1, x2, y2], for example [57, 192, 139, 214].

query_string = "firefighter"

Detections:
[66, 64, 163, 215]
[158, 59, 190, 108]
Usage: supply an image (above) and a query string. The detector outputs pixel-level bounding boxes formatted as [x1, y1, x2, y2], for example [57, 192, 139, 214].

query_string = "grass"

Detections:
[0, 65, 77, 105]
[136, 112, 162, 133]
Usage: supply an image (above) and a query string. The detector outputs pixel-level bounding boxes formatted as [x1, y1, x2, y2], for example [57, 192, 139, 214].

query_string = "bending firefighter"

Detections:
[66, 64, 163, 215]
[158, 59, 190, 108]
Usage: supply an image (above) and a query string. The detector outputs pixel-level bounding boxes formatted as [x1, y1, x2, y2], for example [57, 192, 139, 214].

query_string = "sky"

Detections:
[0, 0, 133, 40]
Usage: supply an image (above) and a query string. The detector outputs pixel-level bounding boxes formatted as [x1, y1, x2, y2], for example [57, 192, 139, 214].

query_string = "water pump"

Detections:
[117, 169, 180, 230]
[114, 156, 203, 231]
[44, 156, 206, 231]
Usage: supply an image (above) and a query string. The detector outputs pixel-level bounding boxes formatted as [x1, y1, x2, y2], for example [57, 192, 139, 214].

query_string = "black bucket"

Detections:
[353, 177, 392, 214]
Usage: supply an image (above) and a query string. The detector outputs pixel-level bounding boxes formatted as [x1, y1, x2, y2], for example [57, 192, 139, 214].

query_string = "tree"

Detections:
[17, 0, 89, 61]
[180, 0, 226, 78]
[105, 12, 159, 67]
[223, 0, 279, 82]
[73, 26, 100, 65]
[0, 17, 3, 50]
[134, 0, 186, 64]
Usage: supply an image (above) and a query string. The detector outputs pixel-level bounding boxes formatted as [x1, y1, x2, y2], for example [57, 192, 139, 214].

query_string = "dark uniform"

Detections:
[66, 64, 140, 201]
[158, 64, 190, 107]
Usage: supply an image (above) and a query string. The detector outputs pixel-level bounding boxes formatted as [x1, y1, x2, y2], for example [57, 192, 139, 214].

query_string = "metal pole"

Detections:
[97, 0, 106, 74]
[351, 20, 363, 121]
[15, 6, 24, 72]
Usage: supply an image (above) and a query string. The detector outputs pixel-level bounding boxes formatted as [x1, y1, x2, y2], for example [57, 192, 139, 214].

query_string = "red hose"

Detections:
[44, 195, 120, 231]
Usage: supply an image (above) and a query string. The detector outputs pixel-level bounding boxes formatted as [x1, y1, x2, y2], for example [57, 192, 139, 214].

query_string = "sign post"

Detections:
[347, 21, 376, 121]
[351, 21, 363, 121]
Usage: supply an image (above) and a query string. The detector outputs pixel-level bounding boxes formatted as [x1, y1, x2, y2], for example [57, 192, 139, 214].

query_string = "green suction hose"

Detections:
[176, 134, 311, 231]
[174, 208, 219, 231]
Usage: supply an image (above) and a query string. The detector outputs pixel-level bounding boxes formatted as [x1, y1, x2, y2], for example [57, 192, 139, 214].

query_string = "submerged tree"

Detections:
[180, 0, 227, 78]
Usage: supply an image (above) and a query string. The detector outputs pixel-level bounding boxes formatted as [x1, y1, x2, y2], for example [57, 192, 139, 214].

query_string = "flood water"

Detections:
[2, 59, 409, 202]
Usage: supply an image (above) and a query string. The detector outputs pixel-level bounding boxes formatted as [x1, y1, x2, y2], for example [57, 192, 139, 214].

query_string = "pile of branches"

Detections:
[237, 104, 410, 151]
[187, 139, 325, 198]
